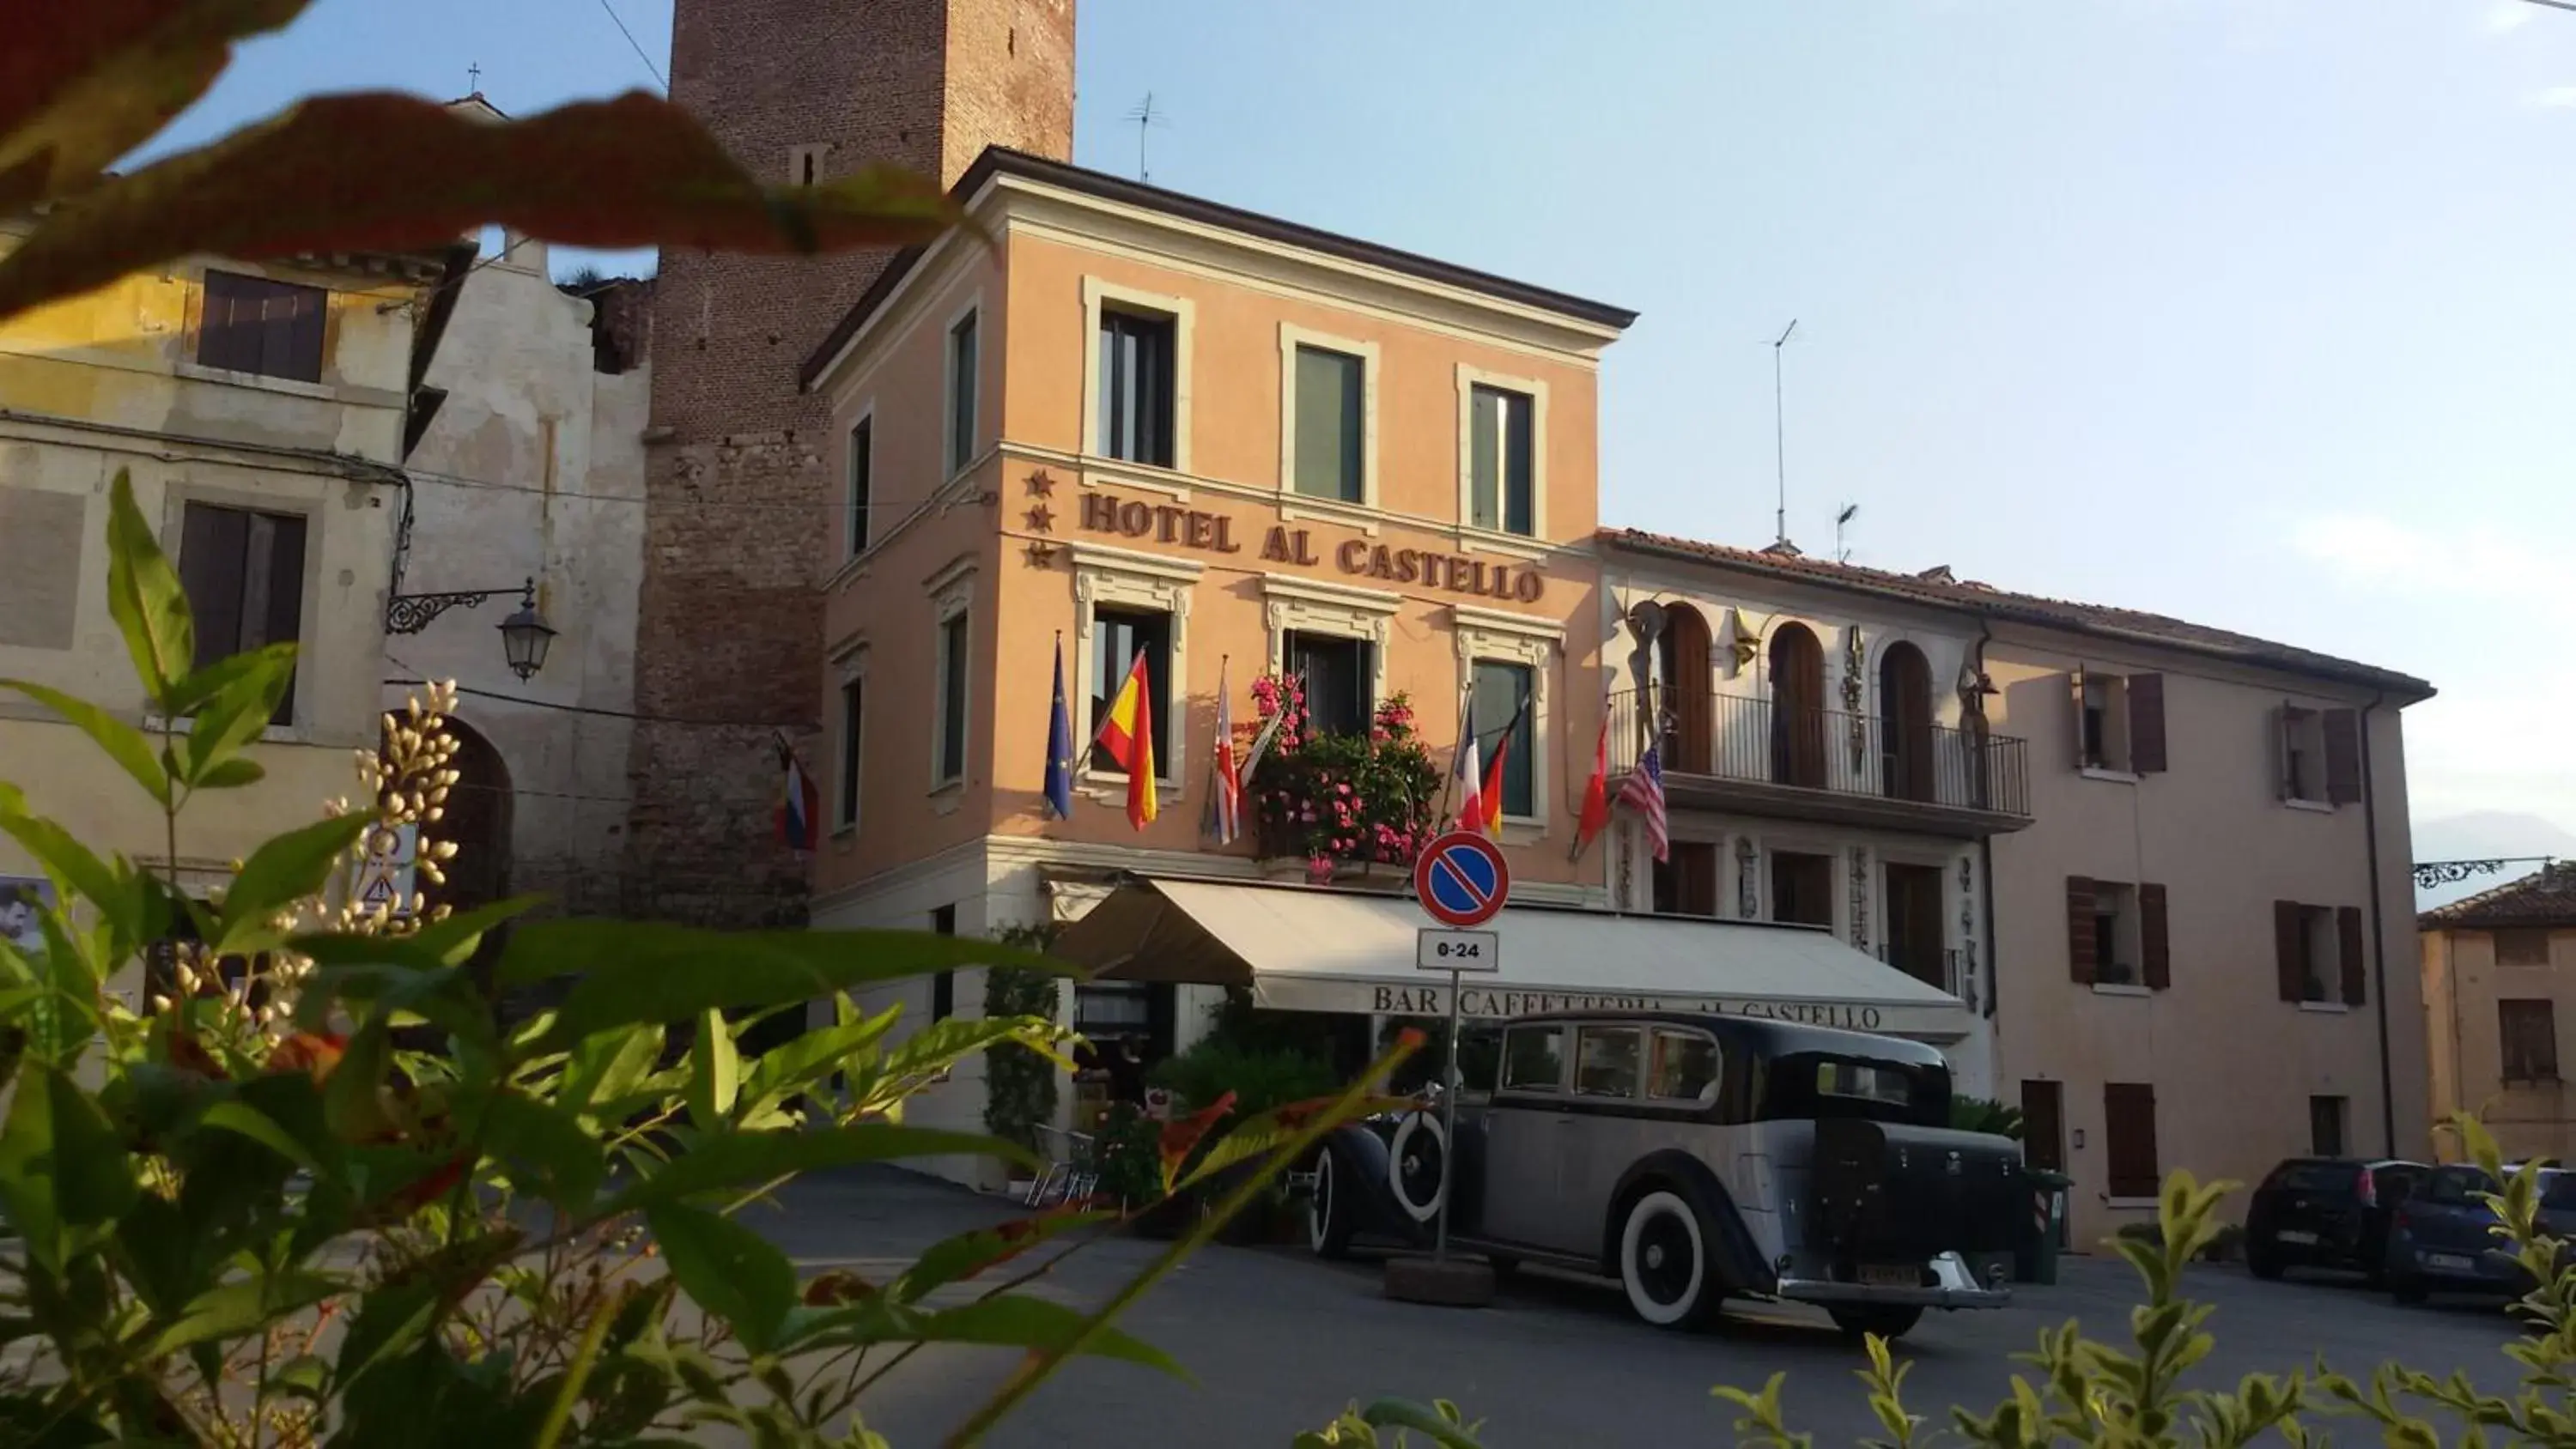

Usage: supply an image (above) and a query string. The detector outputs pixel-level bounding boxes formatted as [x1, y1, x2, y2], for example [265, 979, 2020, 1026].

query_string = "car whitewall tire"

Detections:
[1619, 1189, 1712, 1329]
[1388, 1111, 1446, 1223]
[1308, 1148, 1348, 1258]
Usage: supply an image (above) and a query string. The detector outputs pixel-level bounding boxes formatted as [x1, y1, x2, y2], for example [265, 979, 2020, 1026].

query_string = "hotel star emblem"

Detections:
[1022, 540, 1059, 568]
[1024, 468, 1056, 498]
[1024, 502, 1055, 533]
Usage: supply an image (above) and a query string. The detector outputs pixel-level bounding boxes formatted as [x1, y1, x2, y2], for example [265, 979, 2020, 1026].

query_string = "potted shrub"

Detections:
[1151, 1039, 1339, 1245]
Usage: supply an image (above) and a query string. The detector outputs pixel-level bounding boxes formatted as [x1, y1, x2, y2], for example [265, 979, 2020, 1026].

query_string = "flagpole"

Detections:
[1431, 677, 1470, 834]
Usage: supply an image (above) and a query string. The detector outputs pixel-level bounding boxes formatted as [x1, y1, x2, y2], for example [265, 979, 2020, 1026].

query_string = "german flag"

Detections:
[1093, 652, 1157, 829]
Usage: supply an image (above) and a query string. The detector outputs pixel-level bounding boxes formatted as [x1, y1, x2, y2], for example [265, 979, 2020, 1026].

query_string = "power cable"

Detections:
[592, 0, 670, 90]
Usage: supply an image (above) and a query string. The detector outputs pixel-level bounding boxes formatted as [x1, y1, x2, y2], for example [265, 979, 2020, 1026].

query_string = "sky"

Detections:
[159, 0, 2576, 858]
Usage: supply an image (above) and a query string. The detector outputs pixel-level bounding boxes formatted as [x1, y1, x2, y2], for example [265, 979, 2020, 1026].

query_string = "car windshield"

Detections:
[2426, 1167, 2500, 1206]
[2542, 1173, 2576, 1213]
[1757, 1050, 1947, 1125]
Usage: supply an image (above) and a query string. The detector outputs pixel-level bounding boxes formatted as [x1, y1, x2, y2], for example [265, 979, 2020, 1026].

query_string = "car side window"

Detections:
[1648, 1028, 1720, 1103]
[2427, 1167, 2495, 1206]
[1500, 1026, 1564, 1092]
[1573, 1026, 1642, 1098]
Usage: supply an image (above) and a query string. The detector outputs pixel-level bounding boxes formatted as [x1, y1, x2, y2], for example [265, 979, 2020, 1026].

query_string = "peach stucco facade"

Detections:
[801, 152, 1628, 1175]
[2421, 876, 2576, 1166]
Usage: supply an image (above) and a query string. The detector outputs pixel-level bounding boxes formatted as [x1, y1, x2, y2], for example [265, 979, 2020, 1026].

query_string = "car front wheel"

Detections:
[1308, 1147, 1354, 1259]
[2245, 1237, 2283, 1280]
[1618, 1189, 1721, 1330]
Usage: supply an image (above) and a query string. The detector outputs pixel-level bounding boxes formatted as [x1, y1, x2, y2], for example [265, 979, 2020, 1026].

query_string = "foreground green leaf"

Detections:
[643, 1202, 795, 1355]
[0, 677, 170, 806]
[101, 467, 195, 712]
[217, 812, 372, 955]
[604, 1125, 1030, 1216]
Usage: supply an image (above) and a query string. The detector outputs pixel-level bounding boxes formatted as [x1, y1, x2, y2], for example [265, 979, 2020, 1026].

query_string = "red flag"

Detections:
[1571, 712, 1611, 860]
[1092, 653, 1158, 830]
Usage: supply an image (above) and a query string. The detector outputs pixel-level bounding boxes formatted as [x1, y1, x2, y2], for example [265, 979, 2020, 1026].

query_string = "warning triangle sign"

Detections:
[359, 875, 393, 908]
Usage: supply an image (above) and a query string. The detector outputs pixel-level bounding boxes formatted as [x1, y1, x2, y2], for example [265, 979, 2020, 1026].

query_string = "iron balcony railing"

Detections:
[1607, 688, 2030, 819]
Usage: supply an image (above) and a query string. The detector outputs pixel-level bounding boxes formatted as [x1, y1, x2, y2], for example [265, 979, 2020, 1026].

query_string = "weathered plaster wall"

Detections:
[402, 242, 647, 916]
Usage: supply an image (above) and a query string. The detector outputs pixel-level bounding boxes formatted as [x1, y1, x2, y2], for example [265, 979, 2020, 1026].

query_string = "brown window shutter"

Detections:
[2274, 900, 2304, 1003]
[2104, 1083, 2160, 1197]
[2140, 883, 2171, 990]
[2273, 704, 2293, 801]
[2068, 669, 2087, 769]
[261, 512, 307, 724]
[2337, 905, 2366, 1006]
[2324, 709, 2361, 806]
[2128, 673, 2166, 773]
[178, 502, 249, 667]
[2066, 876, 2096, 984]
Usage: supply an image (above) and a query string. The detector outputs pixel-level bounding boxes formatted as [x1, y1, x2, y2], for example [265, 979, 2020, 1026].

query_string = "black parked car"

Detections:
[2244, 1157, 2427, 1282]
[2384, 1162, 2576, 1306]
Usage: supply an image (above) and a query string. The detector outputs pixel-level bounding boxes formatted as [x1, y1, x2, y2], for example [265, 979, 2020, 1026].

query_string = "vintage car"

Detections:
[1302, 1009, 2022, 1338]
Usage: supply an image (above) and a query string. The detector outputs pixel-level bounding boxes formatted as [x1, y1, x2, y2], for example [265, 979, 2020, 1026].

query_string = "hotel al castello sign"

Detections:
[1078, 489, 1548, 604]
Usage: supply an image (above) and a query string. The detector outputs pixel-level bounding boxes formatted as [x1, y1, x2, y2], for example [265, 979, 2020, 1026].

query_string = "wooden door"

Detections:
[1768, 624, 1826, 788]
[2020, 1079, 2064, 1172]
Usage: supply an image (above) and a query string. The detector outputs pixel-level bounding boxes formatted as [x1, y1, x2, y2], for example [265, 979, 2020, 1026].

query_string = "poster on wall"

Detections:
[0, 875, 55, 961]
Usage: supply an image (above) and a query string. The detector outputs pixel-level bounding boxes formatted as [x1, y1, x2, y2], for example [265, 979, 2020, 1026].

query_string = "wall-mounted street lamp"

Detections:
[385, 577, 557, 681]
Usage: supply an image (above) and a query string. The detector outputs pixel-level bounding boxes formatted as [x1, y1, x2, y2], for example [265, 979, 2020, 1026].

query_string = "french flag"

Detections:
[776, 739, 820, 851]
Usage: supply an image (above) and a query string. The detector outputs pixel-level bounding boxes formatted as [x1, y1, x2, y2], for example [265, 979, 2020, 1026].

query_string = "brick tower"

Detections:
[628, 0, 1076, 925]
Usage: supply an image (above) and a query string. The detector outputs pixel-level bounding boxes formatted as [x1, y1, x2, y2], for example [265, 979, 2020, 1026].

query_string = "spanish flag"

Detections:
[1093, 652, 1158, 829]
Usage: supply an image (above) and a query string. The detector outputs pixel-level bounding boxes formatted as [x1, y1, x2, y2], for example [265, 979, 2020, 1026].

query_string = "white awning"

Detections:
[1050, 876, 1973, 1042]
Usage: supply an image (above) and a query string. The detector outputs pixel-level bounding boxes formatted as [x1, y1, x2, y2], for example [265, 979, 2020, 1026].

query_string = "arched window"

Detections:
[1768, 623, 1826, 789]
[1877, 641, 1936, 803]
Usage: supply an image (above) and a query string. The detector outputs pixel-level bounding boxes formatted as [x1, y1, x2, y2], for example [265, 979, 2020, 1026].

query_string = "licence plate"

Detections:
[2426, 1252, 2476, 1273]
[2276, 1230, 2318, 1246]
[1858, 1264, 1920, 1288]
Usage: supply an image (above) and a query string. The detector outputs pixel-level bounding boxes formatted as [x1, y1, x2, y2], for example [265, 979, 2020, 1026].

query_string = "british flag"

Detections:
[1617, 741, 1668, 863]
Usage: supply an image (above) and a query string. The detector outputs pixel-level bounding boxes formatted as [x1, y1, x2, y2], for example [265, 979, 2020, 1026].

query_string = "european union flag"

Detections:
[1044, 635, 1076, 821]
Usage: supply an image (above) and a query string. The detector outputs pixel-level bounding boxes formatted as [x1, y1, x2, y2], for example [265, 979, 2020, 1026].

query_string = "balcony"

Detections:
[1882, 944, 1977, 1010]
[1607, 689, 2032, 838]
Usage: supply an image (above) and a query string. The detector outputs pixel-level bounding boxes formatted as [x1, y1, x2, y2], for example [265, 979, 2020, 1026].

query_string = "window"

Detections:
[1500, 1025, 1564, 1091]
[2309, 1095, 2348, 1158]
[2502, 998, 2560, 1083]
[2281, 706, 2327, 803]
[946, 310, 979, 476]
[2070, 877, 2171, 990]
[1088, 608, 1171, 776]
[197, 270, 325, 383]
[845, 415, 872, 557]
[1467, 384, 1535, 536]
[2297, 906, 2335, 1002]
[1287, 631, 1370, 737]
[2426, 1165, 2498, 1206]
[1771, 850, 1834, 927]
[1573, 1026, 1642, 1098]
[2274, 900, 2362, 1006]
[1291, 343, 1364, 502]
[933, 610, 969, 786]
[1097, 309, 1176, 467]
[834, 677, 863, 830]
[177, 502, 306, 724]
[2103, 1082, 2160, 1198]
[1648, 1029, 1719, 1102]
[2498, 928, 2555, 967]
[930, 905, 956, 1022]
[2080, 674, 2128, 771]
[1471, 660, 1534, 818]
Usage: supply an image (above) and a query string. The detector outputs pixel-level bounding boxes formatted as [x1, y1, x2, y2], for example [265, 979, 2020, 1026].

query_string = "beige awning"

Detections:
[1050, 876, 1973, 1042]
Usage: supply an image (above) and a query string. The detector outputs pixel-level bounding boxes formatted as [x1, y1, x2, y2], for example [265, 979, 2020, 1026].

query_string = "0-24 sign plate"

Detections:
[1416, 929, 1500, 973]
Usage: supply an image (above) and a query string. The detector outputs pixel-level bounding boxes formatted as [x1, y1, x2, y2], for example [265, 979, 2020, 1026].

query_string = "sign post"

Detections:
[1409, 831, 1510, 1266]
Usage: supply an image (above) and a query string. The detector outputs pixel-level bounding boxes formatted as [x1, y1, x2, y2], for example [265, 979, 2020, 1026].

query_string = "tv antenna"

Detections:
[1124, 93, 1170, 183]
[1834, 503, 1858, 564]
[1770, 318, 1799, 549]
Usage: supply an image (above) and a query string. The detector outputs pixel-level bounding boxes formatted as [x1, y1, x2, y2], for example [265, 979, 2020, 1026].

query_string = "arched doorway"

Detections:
[1768, 623, 1826, 789]
[1877, 641, 1936, 803]
[423, 718, 513, 918]
[1648, 604, 1709, 774]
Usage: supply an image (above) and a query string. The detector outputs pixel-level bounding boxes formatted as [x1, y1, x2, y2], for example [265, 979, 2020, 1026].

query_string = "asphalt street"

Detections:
[746, 1167, 2530, 1447]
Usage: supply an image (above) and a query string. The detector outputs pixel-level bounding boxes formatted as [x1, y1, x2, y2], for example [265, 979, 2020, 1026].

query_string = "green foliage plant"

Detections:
[979, 924, 1062, 1158]
[0, 470, 1423, 1447]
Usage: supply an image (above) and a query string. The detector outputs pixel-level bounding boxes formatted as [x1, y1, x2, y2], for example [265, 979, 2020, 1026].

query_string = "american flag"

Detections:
[1617, 741, 1668, 863]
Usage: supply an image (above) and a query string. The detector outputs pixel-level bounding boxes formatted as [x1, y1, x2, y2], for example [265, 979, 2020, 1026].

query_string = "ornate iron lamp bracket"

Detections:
[386, 578, 536, 636]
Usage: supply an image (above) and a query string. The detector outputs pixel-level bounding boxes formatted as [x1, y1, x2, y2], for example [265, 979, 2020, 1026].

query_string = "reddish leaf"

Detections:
[802, 1269, 878, 1307]
[890, 1205, 1108, 1304]
[375, 1151, 469, 1220]
[0, 0, 311, 209]
[163, 1028, 227, 1081]
[0, 89, 961, 324]
[1157, 1092, 1236, 1192]
[262, 1030, 345, 1082]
